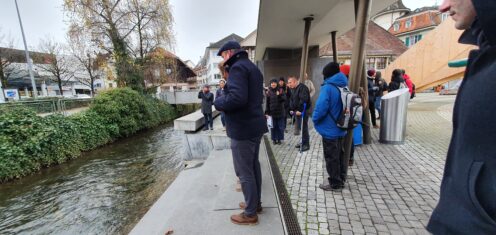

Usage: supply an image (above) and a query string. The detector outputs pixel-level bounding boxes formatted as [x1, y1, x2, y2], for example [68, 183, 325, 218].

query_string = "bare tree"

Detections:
[36, 38, 74, 96]
[64, 0, 174, 92]
[68, 32, 101, 96]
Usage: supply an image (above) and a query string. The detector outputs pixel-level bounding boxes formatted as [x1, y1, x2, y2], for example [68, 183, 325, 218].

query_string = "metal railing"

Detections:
[0, 97, 93, 116]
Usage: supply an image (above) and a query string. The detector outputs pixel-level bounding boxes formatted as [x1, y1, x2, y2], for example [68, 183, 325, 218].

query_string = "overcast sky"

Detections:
[0, 0, 438, 65]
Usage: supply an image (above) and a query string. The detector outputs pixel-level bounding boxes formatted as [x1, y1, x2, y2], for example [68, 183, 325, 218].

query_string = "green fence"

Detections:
[0, 98, 93, 115]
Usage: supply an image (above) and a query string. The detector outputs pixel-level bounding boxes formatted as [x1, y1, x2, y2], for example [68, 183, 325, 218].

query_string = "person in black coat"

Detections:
[367, 69, 379, 128]
[427, 0, 496, 234]
[265, 79, 286, 145]
[388, 69, 406, 92]
[216, 79, 227, 127]
[214, 41, 268, 225]
[287, 76, 311, 152]
[278, 77, 290, 132]
[198, 85, 214, 130]
[374, 71, 388, 118]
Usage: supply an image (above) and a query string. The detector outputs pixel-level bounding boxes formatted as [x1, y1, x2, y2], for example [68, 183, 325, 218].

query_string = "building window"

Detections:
[109, 83, 113, 88]
[393, 23, 399, 31]
[376, 57, 387, 70]
[366, 57, 376, 70]
[95, 83, 102, 88]
[405, 34, 423, 47]
[441, 12, 449, 22]
[405, 19, 412, 28]
[214, 74, 221, 80]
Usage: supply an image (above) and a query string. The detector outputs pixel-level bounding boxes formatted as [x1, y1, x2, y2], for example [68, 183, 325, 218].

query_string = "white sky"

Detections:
[0, 0, 438, 65]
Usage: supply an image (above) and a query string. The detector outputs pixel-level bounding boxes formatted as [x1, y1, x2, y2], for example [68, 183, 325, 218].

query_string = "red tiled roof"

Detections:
[320, 21, 407, 57]
[389, 10, 441, 35]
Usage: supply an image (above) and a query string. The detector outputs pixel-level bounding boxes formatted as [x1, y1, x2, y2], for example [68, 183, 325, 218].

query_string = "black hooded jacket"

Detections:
[265, 84, 286, 118]
[427, 1, 496, 234]
[388, 73, 405, 92]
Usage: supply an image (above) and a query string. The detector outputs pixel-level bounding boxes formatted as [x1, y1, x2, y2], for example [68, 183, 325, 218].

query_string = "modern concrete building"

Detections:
[195, 34, 244, 86]
[389, 6, 449, 48]
[371, 0, 410, 30]
[320, 21, 408, 71]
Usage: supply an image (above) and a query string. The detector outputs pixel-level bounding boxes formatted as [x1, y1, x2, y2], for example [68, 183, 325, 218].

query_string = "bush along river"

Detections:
[0, 124, 184, 234]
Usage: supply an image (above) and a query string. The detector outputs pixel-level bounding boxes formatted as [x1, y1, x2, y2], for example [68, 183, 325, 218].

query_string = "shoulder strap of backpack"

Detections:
[327, 83, 344, 124]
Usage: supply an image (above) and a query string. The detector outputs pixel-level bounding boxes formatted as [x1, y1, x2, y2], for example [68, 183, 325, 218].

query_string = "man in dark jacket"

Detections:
[198, 85, 214, 130]
[214, 41, 268, 225]
[313, 62, 348, 191]
[287, 76, 311, 152]
[367, 69, 379, 128]
[428, 0, 496, 234]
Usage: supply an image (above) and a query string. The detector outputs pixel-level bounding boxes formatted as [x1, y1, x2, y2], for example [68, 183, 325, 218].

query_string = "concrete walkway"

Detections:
[130, 119, 285, 235]
[270, 93, 456, 235]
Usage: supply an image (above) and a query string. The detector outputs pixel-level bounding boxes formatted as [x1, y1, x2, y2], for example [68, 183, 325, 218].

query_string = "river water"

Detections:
[0, 124, 184, 235]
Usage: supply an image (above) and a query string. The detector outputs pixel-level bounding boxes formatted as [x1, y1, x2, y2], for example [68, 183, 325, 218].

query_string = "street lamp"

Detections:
[14, 0, 38, 98]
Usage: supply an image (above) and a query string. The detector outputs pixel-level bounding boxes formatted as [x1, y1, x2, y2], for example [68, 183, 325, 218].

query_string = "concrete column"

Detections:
[299, 16, 313, 82]
[344, 0, 373, 163]
[331, 31, 338, 63]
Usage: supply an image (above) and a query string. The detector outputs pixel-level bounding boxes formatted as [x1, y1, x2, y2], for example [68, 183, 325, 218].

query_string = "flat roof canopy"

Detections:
[255, 0, 396, 61]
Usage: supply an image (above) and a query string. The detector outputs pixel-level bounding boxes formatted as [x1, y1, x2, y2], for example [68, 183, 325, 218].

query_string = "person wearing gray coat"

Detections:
[198, 85, 214, 130]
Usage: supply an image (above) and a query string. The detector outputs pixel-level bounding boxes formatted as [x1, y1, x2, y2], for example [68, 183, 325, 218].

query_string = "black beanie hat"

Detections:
[322, 62, 340, 79]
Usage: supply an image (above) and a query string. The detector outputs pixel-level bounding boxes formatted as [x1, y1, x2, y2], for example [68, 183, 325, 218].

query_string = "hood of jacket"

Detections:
[323, 72, 348, 87]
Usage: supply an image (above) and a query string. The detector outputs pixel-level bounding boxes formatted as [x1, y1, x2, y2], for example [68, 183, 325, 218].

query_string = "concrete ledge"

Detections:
[130, 141, 285, 235]
[174, 107, 220, 132]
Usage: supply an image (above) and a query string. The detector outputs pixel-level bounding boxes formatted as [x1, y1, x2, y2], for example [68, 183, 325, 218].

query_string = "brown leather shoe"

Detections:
[239, 202, 263, 213]
[230, 212, 258, 225]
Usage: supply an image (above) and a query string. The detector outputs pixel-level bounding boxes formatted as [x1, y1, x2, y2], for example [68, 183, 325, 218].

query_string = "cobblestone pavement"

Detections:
[269, 93, 456, 235]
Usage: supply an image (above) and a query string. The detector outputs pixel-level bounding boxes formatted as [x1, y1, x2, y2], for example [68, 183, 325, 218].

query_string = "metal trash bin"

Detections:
[379, 88, 410, 144]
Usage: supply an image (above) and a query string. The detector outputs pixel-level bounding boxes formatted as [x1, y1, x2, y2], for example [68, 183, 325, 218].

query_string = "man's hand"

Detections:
[276, 91, 280, 96]
[296, 111, 302, 116]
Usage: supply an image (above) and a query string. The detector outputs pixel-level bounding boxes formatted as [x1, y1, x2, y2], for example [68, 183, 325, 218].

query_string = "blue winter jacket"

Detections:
[312, 72, 348, 140]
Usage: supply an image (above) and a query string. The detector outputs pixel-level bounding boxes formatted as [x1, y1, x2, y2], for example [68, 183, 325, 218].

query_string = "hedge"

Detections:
[0, 88, 179, 182]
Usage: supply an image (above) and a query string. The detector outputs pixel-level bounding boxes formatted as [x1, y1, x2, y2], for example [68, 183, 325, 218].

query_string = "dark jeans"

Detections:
[322, 137, 346, 187]
[220, 112, 226, 127]
[231, 136, 263, 216]
[375, 96, 382, 115]
[271, 117, 285, 141]
[203, 113, 213, 129]
[369, 99, 377, 126]
[296, 114, 310, 146]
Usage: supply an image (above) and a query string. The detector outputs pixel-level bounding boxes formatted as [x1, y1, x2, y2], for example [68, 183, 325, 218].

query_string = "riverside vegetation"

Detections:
[0, 88, 191, 182]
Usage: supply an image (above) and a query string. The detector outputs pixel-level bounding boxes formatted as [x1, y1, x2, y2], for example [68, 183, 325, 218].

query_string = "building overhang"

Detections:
[255, 0, 397, 62]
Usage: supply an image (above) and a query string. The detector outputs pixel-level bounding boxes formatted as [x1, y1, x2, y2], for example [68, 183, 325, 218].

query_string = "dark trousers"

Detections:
[296, 114, 310, 146]
[231, 136, 263, 216]
[203, 113, 213, 129]
[322, 137, 346, 187]
[220, 112, 226, 127]
[369, 99, 377, 126]
[271, 117, 285, 141]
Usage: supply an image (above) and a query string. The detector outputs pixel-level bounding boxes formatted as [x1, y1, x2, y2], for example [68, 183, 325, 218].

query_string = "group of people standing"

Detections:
[264, 74, 315, 152]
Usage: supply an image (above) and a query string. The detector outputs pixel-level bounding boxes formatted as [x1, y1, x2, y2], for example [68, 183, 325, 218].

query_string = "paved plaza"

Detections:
[269, 93, 457, 235]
